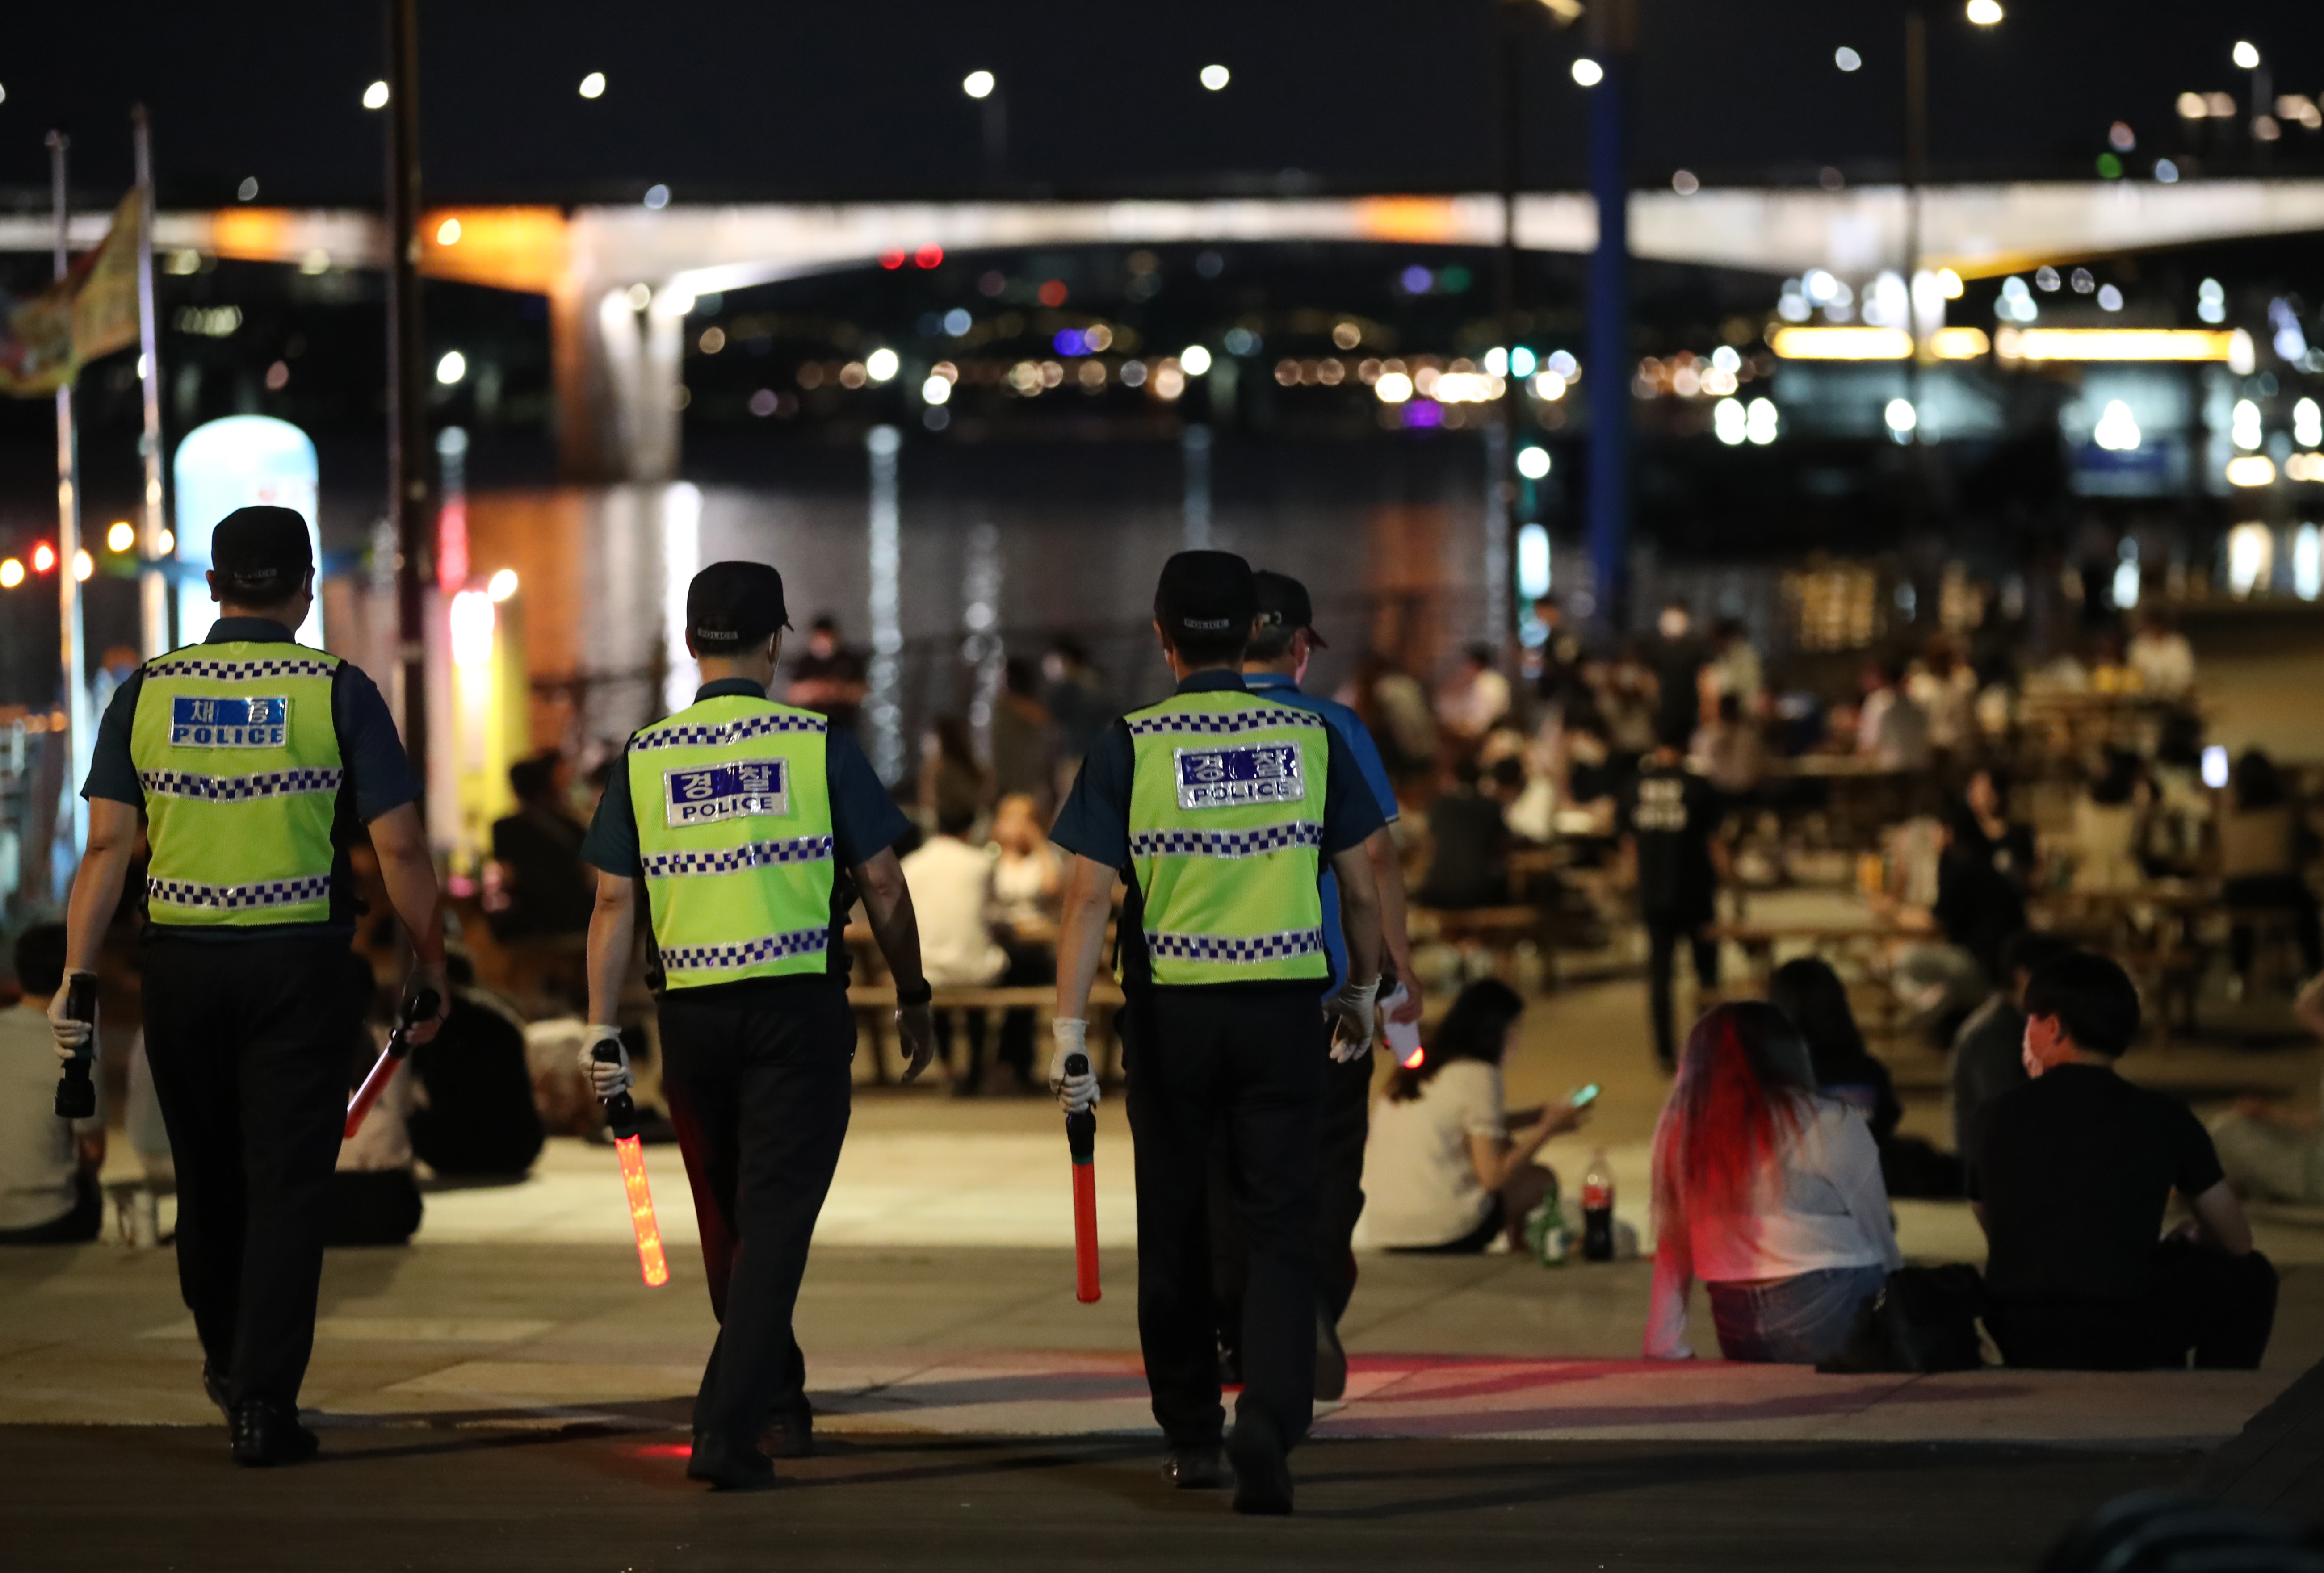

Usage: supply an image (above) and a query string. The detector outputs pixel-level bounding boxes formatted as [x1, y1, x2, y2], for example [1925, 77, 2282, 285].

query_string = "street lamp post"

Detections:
[1583, 0, 1636, 641]
[385, 0, 431, 794]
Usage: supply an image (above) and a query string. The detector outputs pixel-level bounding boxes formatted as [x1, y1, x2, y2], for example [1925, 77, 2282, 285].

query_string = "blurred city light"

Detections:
[1200, 64, 1230, 91]
[943, 308, 973, 336]
[436, 217, 461, 245]
[1516, 446, 1552, 480]
[579, 71, 606, 99]
[2232, 399, 2263, 450]
[2298, 525, 2324, 602]
[1884, 398, 1918, 438]
[1966, 0, 2004, 25]
[1745, 398, 1779, 444]
[32, 543, 55, 573]
[2156, 158, 2181, 182]
[1483, 347, 1509, 377]
[922, 374, 952, 405]
[436, 350, 468, 385]
[158, 529, 174, 555]
[2097, 284, 2124, 311]
[449, 589, 496, 667]
[865, 347, 901, 382]
[487, 568, 519, 602]
[1714, 398, 1748, 445]
[106, 521, 134, 552]
[1994, 328, 2240, 362]
[2227, 523, 2274, 594]
[2226, 456, 2276, 487]
[1517, 524, 1552, 599]
[2198, 277, 2228, 324]
[1181, 344, 1214, 375]
[1770, 326, 1913, 360]
[1533, 372, 1568, 401]
[2233, 41, 2261, 70]
[2296, 398, 2323, 448]
[362, 80, 389, 110]
[72, 551, 92, 582]
[1671, 169, 1700, 195]
[2093, 400, 2142, 451]
[643, 185, 671, 209]
[962, 70, 995, 99]
[1571, 57, 1603, 87]
[1834, 47, 1861, 72]
[0, 559, 21, 588]
[1374, 371, 1414, 403]
[236, 176, 258, 202]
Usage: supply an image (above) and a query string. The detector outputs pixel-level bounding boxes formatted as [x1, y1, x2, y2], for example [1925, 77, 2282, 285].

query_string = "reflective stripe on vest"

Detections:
[1125, 690, 1330, 986]
[130, 641, 344, 929]
[628, 694, 836, 991]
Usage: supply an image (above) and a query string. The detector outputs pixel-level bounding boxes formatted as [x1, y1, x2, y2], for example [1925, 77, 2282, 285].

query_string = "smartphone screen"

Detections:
[1568, 1083, 1601, 1109]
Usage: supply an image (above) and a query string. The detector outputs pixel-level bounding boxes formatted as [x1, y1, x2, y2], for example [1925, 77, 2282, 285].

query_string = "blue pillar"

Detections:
[1585, 54, 1630, 637]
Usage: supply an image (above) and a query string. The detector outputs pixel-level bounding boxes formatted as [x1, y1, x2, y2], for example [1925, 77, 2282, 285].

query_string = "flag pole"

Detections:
[48, 130, 90, 857]
[132, 106, 169, 659]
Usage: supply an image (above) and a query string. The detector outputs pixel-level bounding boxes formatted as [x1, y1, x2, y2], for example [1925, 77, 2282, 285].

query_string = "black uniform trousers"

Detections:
[1123, 982, 1326, 1451]
[1210, 1037, 1371, 1364]
[141, 936, 363, 1410]
[657, 979, 854, 1447]
[1644, 913, 1720, 1068]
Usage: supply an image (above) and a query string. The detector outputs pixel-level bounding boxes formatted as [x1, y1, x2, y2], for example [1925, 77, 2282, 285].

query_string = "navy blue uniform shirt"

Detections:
[1050, 668, 1388, 991]
[582, 677, 911, 991]
[83, 616, 422, 944]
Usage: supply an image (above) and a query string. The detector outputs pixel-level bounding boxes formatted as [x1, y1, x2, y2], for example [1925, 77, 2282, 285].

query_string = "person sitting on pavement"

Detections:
[0, 923, 105, 1244]
[1969, 951, 2276, 1370]
[2209, 970, 2324, 1206]
[405, 953, 546, 1179]
[1646, 1002, 1901, 1365]
[1414, 757, 1514, 911]
[1769, 956, 1962, 1199]
[1947, 931, 2076, 1175]
[2219, 749, 2324, 991]
[1362, 980, 1589, 1253]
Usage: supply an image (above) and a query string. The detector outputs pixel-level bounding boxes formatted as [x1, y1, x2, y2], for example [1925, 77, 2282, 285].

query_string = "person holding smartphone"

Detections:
[1362, 980, 1591, 1253]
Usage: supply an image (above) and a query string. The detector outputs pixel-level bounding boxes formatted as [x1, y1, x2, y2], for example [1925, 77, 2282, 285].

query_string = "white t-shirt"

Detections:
[0, 1002, 102, 1231]
[900, 836, 1009, 987]
[1362, 1059, 1506, 1247]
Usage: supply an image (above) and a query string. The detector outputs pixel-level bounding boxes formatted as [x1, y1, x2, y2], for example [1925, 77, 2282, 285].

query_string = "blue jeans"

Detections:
[1707, 1264, 1888, 1365]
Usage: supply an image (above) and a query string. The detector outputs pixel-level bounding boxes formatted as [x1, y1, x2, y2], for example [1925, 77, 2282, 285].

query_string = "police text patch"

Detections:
[1173, 743, 1305, 811]
[169, 695, 290, 749]
[663, 758, 789, 828]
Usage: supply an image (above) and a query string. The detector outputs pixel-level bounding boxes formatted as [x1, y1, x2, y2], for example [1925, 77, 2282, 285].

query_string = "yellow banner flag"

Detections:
[0, 191, 144, 397]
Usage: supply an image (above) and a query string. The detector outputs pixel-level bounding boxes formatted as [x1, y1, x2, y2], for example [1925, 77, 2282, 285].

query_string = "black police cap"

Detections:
[1253, 569, 1328, 649]
[210, 506, 314, 589]
[1153, 550, 1257, 644]
[687, 561, 792, 650]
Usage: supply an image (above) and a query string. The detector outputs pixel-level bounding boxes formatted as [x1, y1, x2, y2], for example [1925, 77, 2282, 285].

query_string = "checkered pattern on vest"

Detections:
[658, 927, 831, 972]
[1128, 822, 1326, 860]
[641, 835, 835, 879]
[147, 873, 336, 912]
[1125, 707, 1326, 739]
[139, 766, 344, 803]
[149, 657, 337, 682]
[631, 712, 828, 752]
[1143, 927, 1327, 964]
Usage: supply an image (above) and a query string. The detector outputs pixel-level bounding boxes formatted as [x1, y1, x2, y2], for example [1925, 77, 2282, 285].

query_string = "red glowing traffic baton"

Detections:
[1064, 1051, 1100, 1303]
[344, 988, 441, 1140]
[596, 1043, 671, 1289]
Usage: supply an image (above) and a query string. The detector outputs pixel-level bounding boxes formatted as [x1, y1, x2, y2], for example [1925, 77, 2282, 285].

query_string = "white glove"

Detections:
[580, 1025, 632, 1100]
[1324, 977, 1380, 1063]
[1048, 1018, 1100, 1113]
[47, 971, 95, 1065]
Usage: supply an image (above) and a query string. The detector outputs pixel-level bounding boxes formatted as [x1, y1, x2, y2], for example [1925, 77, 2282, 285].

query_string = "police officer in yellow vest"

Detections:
[579, 560, 936, 1492]
[50, 506, 448, 1467]
[1050, 551, 1384, 1515]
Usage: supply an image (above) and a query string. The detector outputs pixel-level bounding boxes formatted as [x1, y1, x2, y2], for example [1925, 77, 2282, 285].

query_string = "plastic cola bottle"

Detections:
[1581, 1149, 1615, 1262]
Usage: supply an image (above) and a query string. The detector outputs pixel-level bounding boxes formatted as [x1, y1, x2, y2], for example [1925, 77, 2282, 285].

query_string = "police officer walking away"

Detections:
[50, 506, 447, 1466]
[1212, 570, 1422, 1400]
[1051, 551, 1385, 1515]
[1620, 719, 1732, 1070]
[579, 561, 935, 1492]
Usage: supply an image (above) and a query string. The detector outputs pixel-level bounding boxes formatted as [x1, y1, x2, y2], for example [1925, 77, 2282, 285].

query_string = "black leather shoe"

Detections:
[686, 1430, 776, 1492]
[762, 1400, 814, 1460]
[1315, 1311, 1348, 1403]
[1161, 1444, 1229, 1490]
[1227, 1409, 1292, 1516]
[229, 1400, 319, 1468]
[201, 1365, 230, 1422]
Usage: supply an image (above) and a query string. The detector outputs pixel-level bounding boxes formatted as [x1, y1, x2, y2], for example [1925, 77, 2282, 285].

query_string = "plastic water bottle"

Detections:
[1581, 1149, 1615, 1262]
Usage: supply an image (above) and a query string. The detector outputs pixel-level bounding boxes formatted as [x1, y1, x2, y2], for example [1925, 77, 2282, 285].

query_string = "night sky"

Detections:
[3, 2, 2324, 208]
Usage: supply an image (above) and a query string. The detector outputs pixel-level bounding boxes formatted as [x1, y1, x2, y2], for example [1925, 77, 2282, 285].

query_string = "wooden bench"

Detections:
[1410, 904, 1555, 991]
[847, 982, 1126, 1088]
